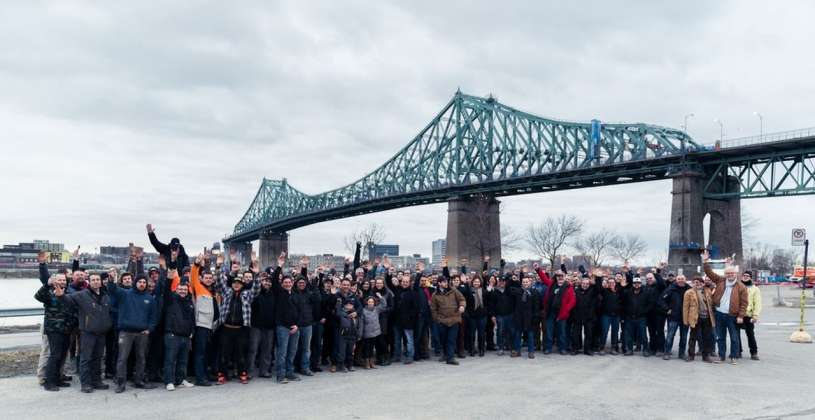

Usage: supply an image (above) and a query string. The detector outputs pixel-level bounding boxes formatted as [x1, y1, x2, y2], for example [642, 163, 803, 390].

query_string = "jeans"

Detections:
[310, 323, 323, 369]
[79, 332, 105, 387]
[116, 331, 149, 383]
[104, 328, 117, 377]
[600, 315, 620, 350]
[193, 327, 211, 382]
[45, 332, 68, 386]
[664, 319, 689, 356]
[647, 313, 666, 354]
[163, 333, 190, 385]
[275, 326, 299, 379]
[392, 326, 415, 361]
[468, 316, 486, 353]
[544, 315, 569, 352]
[431, 320, 441, 354]
[623, 318, 648, 353]
[336, 338, 355, 367]
[715, 311, 740, 359]
[248, 327, 275, 377]
[438, 323, 459, 361]
[496, 315, 513, 351]
[296, 325, 313, 372]
[513, 327, 536, 353]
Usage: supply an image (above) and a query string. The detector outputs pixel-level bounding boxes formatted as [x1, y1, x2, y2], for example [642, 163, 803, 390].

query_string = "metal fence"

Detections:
[0, 307, 42, 318]
[716, 127, 815, 149]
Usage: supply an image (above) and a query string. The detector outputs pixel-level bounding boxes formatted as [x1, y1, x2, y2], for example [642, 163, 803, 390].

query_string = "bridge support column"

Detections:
[259, 231, 288, 269]
[225, 241, 253, 267]
[668, 171, 742, 275]
[446, 195, 501, 270]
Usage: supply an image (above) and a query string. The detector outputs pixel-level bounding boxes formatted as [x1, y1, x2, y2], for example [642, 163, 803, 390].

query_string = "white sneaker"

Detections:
[180, 380, 195, 388]
[166, 383, 175, 391]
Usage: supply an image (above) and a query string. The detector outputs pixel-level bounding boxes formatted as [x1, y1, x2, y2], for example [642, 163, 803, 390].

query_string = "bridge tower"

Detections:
[668, 168, 742, 275]
[258, 231, 288, 269]
[446, 195, 501, 270]
[224, 241, 253, 267]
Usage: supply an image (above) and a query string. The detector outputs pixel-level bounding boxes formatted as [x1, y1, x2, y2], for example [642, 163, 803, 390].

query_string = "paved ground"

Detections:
[2, 286, 814, 420]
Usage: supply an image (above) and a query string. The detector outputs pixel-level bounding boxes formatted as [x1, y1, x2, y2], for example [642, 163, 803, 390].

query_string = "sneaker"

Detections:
[624, 351, 633, 356]
[239, 372, 249, 384]
[403, 359, 413, 365]
[216, 373, 226, 385]
[510, 351, 520, 358]
[528, 353, 535, 359]
[180, 380, 194, 388]
[497, 350, 504, 356]
[43, 384, 60, 392]
[301, 370, 314, 377]
[195, 380, 212, 387]
[610, 350, 619, 355]
[93, 383, 110, 390]
[543, 349, 551, 355]
[729, 358, 738, 365]
[286, 375, 301, 381]
[329, 365, 337, 373]
[347, 366, 355, 372]
[663, 354, 671, 361]
[312, 366, 323, 373]
[81, 386, 93, 393]
[166, 383, 175, 391]
[276, 377, 288, 384]
[57, 382, 71, 388]
[115, 380, 126, 393]
[446, 359, 459, 366]
[751, 354, 760, 361]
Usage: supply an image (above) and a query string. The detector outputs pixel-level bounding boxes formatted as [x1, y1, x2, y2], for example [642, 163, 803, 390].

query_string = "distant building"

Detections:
[0, 240, 67, 267]
[367, 244, 399, 259]
[432, 239, 447, 266]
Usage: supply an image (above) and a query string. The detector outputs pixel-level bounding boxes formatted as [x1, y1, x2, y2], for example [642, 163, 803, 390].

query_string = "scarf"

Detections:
[474, 288, 483, 310]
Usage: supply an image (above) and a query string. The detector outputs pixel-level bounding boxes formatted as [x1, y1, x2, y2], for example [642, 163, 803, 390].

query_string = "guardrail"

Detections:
[0, 307, 43, 318]
[716, 127, 815, 149]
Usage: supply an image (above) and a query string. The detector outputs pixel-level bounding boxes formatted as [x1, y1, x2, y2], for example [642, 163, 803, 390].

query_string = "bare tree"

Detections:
[343, 223, 386, 259]
[574, 229, 620, 267]
[525, 215, 584, 271]
[501, 225, 523, 252]
[770, 248, 796, 276]
[610, 233, 648, 263]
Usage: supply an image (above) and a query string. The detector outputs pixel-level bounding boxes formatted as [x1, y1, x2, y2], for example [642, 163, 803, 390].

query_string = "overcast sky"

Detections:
[1, 1, 813, 263]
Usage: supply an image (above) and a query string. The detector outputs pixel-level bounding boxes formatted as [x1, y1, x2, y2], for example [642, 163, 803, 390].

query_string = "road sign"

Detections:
[792, 228, 807, 246]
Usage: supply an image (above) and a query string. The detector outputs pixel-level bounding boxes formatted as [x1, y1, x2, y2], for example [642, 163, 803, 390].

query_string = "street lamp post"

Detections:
[753, 112, 764, 141]
[714, 119, 724, 142]
[683, 113, 695, 133]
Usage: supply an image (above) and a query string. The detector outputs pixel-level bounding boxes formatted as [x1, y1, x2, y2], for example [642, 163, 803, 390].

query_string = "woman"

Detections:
[372, 278, 393, 365]
[360, 296, 387, 369]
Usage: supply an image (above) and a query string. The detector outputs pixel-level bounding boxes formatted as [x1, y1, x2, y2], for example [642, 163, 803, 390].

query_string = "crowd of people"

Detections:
[33, 225, 763, 393]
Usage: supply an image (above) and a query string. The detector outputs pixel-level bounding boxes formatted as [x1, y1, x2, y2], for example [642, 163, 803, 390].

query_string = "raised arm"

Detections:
[37, 252, 50, 285]
[535, 264, 553, 288]
[700, 249, 724, 286]
[353, 242, 361, 272]
[146, 224, 169, 255]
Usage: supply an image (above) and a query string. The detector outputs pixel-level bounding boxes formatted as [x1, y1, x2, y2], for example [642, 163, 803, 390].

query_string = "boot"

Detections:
[702, 355, 713, 363]
[687, 352, 695, 362]
[369, 358, 377, 369]
[115, 378, 126, 394]
[751, 354, 760, 361]
[362, 359, 371, 370]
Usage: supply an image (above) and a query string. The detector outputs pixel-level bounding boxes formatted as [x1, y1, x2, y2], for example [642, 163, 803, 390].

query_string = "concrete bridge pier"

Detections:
[668, 170, 742, 276]
[446, 195, 501, 270]
[225, 241, 253, 267]
[259, 231, 288, 269]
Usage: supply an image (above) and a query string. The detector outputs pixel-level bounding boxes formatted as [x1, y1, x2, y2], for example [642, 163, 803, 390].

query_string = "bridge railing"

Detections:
[716, 127, 815, 149]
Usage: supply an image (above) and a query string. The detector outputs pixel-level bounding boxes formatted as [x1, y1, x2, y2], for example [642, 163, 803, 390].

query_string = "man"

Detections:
[107, 273, 158, 392]
[158, 269, 196, 391]
[189, 255, 219, 386]
[621, 276, 651, 356]
[683, 276, 716, 362]
[413, 265, 435, 361]
[215, 259, 262, 384]
[146, 224, 189, 270]
[510, 275, 541, 358]
[333, 277, 362, 370]
[661, 274, 691, 360]
[488, 276, 514, 356]
[35, 272, 75, 391]
[644, 269, 667, 356]
[59, 273, 113, 393]
[570, 275, 599, 356]
[272, 252, 302, 383]
[702, 250, 748, 365]
[431, 275, 466, 365]
[598, 272, 622, 355]
[740, 271, 762, 361]
[536, 266, 575, 355]
[392, 274, 419, 364]
[293, 274, 321, 376]
[247, 271, 275, 379]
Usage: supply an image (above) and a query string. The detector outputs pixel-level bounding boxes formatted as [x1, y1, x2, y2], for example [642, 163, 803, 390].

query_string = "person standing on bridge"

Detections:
[702, 250, 748, 365]
[58, 272, 113, 393]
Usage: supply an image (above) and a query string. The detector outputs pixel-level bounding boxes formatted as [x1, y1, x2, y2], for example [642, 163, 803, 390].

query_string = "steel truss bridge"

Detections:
[225, 91, 815, 243]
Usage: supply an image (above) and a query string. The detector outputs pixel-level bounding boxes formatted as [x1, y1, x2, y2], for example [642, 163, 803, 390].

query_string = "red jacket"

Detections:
[536, 268, 575, 321]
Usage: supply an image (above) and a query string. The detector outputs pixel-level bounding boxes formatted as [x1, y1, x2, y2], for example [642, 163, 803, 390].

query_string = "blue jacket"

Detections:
[107, 282, 158, 333]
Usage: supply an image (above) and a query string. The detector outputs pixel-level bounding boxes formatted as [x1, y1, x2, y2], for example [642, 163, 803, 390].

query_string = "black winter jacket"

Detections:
[60, 288, 112, 334]
[393, 287, 419, 329]
[660, 283, 691, 322]
[251, 289, 276, 329]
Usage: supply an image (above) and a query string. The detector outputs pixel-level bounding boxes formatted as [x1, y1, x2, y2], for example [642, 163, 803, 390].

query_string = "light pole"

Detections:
[714, 119, 724, 142]
[753, 111, 763, 141]
[683, 113, 695, 133]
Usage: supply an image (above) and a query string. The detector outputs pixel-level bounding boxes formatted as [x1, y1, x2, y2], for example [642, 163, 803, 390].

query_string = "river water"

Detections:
[0, 278, 45, 327]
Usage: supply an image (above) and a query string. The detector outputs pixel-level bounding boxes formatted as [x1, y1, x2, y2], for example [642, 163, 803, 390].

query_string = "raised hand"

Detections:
[216, 254, 225, 267]
[54, 285, 65, 297]
[37, 251, 48, 264]
[532, 262, 540, 270]
[73, 246, 81, 260]
[146, 224, 154, 233]
[484, 255, 490, 262]
[441, 257, 448, 268]
[277, 251, 287, 267]
[701, 249, 710, 262]
[417, 261, 426, 272]
[382, 256, 391, 268]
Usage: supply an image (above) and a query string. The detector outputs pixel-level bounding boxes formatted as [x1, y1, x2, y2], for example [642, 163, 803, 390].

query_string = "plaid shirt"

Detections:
[217, 271, 261, 327]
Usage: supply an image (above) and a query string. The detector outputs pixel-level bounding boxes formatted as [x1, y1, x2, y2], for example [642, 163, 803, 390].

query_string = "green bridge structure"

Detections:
[223, 91, 815, 274]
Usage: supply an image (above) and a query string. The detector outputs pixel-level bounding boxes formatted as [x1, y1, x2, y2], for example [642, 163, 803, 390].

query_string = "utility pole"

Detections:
[790, 238, 812, 343]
